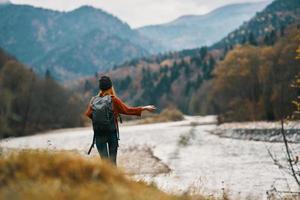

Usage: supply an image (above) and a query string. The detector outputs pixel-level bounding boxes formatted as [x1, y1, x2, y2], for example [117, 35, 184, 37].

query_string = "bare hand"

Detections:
[143, 105, 156, 112]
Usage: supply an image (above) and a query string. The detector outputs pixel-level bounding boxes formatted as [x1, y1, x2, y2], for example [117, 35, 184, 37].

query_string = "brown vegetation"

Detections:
[193, 27, 300, 122]
[136, 107, 184, 124]
[0, 150, 215, 200]
[291, 46, 300, 119]
[0, 49, 84, 138]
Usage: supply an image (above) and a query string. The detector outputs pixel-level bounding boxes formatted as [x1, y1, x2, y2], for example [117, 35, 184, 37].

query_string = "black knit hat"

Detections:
[99, 76, 112, 90]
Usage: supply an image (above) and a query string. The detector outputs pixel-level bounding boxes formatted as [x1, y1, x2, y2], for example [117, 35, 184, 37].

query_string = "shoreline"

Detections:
[212, 121, 300, 143]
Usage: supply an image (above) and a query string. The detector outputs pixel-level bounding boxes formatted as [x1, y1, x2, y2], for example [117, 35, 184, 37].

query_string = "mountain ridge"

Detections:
[137, 1, 272, 51]
[171, 1, 271, 24]
[0, 3, 161, 80]
[212, 0, 300, 49]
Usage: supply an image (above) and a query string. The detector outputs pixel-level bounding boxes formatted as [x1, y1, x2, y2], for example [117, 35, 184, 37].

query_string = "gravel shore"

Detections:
[212, 121, 300, 142]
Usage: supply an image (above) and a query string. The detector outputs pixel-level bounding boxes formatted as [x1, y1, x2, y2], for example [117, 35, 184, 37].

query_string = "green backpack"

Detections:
[91, 95, 116, 132]
[87, 95, 117, 155]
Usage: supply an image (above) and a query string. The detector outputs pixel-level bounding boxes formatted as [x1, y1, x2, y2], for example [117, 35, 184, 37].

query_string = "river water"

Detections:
[0, 116, 299, 199]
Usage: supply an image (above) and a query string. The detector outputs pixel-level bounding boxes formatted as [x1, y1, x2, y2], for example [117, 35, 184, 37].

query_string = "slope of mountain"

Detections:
[0, 4, 161, 80]
[213, 0, 300, 49]
[137, 1, 271, 51]
[80, 0, 300, 115]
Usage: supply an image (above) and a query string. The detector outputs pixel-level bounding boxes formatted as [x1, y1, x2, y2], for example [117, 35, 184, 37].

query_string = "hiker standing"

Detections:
[85, 76, 156, 165]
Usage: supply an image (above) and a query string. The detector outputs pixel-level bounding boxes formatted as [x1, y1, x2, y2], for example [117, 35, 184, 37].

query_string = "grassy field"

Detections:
[0, 150, 216, 200]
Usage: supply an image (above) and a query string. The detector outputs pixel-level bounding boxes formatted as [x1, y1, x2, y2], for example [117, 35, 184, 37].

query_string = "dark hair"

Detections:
[99, 76, 112, 90]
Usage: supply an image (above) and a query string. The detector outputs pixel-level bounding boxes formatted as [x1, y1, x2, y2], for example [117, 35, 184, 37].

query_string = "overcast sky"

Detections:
[8, 0, 269, 28]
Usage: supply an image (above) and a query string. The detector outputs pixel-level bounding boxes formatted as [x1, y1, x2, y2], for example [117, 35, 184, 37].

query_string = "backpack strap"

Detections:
[116, 115, 122, 140]
[119, 114, 123, 123]
[87, 132, 96, 155]
[87, 94, 98, 155]
[90, 96, 97, 105]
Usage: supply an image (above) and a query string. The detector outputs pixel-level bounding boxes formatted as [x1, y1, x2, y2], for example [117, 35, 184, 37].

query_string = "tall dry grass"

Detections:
[0, 150, 211, 200]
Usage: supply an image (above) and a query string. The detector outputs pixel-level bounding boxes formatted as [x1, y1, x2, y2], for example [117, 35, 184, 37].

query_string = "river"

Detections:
[0, 116, 299, 199]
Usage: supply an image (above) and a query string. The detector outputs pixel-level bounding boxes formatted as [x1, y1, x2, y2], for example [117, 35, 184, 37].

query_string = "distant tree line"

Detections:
[128, 47, 215, 113]
[0, 49, 84, 138]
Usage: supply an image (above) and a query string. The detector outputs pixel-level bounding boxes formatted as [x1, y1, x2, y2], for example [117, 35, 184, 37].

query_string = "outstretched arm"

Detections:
[113, 96, 156, 116]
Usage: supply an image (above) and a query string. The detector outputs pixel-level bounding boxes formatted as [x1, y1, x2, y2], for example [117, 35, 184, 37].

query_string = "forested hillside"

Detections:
[212, 0, 300, 49]
[0, 3, 162, 80]
[0, 49, 84, 138]
[80, 0, 300, 122]
[195, 27, 299, 122]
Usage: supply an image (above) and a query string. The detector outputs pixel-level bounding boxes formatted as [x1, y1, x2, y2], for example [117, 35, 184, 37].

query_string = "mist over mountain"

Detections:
[137, 1, 271, 51]
[0, 4, 162, 80]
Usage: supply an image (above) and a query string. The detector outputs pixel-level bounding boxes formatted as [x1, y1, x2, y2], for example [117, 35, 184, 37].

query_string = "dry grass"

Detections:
[0, 150, 214, 200]
[136, 107, 184, 124]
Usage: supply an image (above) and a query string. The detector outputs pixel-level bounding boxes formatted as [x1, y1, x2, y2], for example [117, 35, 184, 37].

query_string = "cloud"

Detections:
[10, 0, 267, 28]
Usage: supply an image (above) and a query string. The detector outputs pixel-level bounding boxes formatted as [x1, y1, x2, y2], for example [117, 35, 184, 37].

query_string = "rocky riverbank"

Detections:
[212, 121, 300, 143]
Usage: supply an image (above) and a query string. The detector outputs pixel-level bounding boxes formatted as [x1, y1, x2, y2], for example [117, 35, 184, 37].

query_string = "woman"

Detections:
[85, 76, 156, 165]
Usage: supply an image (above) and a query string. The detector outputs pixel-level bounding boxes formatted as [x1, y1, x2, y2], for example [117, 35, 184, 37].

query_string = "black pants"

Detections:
[95, 131, 118, 165]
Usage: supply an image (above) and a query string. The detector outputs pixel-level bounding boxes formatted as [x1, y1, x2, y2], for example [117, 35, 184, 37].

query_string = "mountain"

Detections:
[80, 0, 300, 115]
[213, 0, 300, 49]
[0, 4, 162, 80]
[137, 1, 271, 51]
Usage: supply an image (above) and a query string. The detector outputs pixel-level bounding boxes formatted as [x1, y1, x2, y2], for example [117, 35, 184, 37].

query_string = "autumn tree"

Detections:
[0, 51, 84, 138]
[199, 27, 299, 122]
[211, 45, 263, 121]
[291, 45, 300, 119]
